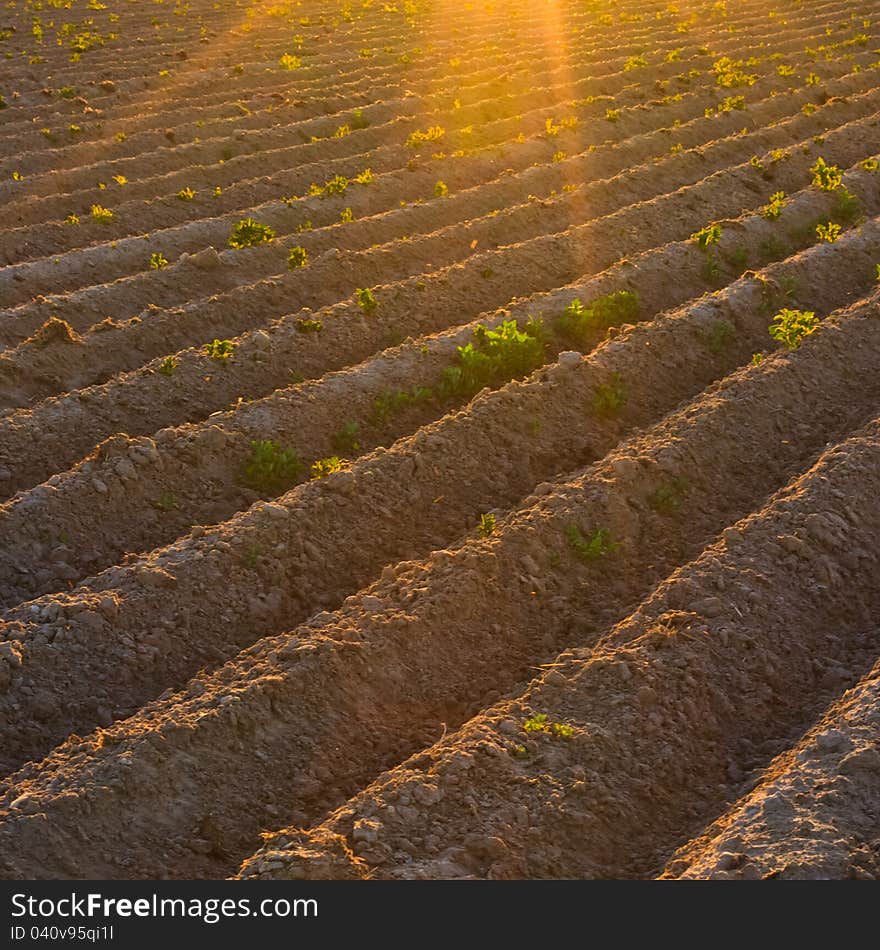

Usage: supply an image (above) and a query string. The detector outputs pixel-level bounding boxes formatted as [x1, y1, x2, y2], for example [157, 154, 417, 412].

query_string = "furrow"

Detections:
[2, 288, 880, 877]
[236, 412, 880, 881]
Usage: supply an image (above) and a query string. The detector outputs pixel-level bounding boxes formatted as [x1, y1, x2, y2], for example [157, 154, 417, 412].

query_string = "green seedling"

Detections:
[228, 218, 275, 248]
[816, 221, 841, 242]
[810, 156, 842, 191]
[333, 421, 361, 455]
[592, 373, 626, 417]
[478, 513, 496, 538]
[769, 308, 819, 349]
[91, 204, 113, 223]
[553, 291, 639, 343]
[566, 524, 618, 561]
[356, 287, 378, 312]
[405, 125, 445, 148]
[288, 245, 308, 269]
[310, 174, 349, 198]
[242, 440, 303, 493]
[157, 355, 177, 376]
[442, 319, 544, 398]
[205, 339, 234, 362]
[372, 386, 434, 423]
[706, 319, 736, 354]
[762, 191, 786, 220]
[648, 477, 689, 515]
[832, 186, 861, 224]
[310, 456, 346, 479]
[522, 714, 575, 738]
[153, 491, 177, 511]
[693, 223, 722, 248]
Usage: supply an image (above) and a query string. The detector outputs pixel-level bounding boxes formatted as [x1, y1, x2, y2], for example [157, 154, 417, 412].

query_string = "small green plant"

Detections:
[816, 221, 841, 243]
[861, 157, 879, 172]
[713, 56, 757, 87]
[715, 95, 745, 114]
[157, 355, 177, 376]
[350, 109, 369, 130]
[153, 491, 177, 511]
[65, 213, 80, 225]
[405, 125, 445, 148]
[296, 318, 322, 333]
[278, 52, 301, 70]
[434, 180, 448, 197]
[692, 223, 722, 248]
[811, 156, 842, 191]
[340, 207, 354, 223]
[566, 524, 618, 561]
[759, 235, 789, 260]
[522, 713, 574, 738]
[705, 319, 736, 354]
[725, 246, 748, 273]
[150, 252, 168, 270]
[762, 191, 786, 220]
[228, 218, 275, 248]
[177, 186, 196, 201]
[478, 513, 496, 538]
[592, 373, 626, 417]
[310, 456, 346, 479]
[832, 186, 861, 224]
[522, 714, 548, 733]
[648, 477, 689, 515]
[205, 339, 235, 362]
[90, 204, 113, 224]
[242, 440, 303, 493]
[371, 386, 433, 424]
[693, 223, 723, 283]
[780, 275, 798, 298]
[333, 421, 361, 455]
[287, 245, 308, 269]
[752, 352, 764, 365]
[442, 319, 544, 398]
[309, 175, 347, 200]
[553, 291, 639, 343]
[356, 287, 378, 312]
[769, 309, 819, 349]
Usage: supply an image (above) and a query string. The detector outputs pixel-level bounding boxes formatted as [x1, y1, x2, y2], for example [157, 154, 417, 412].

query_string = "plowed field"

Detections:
[1, 0, 879, 880]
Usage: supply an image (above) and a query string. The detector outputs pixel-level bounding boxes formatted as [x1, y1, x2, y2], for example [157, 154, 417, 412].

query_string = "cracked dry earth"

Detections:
[0, 0, 879, 880]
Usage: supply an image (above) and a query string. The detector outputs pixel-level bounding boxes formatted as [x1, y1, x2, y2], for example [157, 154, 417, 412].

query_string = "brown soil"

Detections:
[1, 0, 879, 882]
